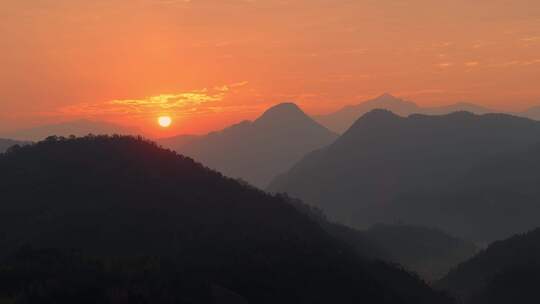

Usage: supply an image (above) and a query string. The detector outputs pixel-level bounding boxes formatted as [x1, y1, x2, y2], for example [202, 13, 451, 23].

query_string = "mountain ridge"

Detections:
[0, 138, 30, 153]
[4, 119, 141, 141]
[521, 104, 540, 120]
[315, 94, 498, 133]
[159, 103, 338, 188]
[269, 109, 540, 242]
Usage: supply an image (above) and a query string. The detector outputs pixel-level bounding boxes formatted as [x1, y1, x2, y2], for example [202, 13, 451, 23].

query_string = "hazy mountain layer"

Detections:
[288, 198, 477, 281]
[521, 105, 540, 120]
[365, 224, 477, 281]
[159, 103, 338, 188]
[315, 94, 421, 133]
[269, 110, 540, 241]
[315, 94, 495, 133]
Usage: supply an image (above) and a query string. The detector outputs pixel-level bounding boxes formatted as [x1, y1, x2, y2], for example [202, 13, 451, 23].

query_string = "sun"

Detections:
[158, 116, 172, 128]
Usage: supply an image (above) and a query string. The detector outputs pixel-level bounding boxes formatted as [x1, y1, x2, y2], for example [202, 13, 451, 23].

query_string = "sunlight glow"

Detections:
[158, 116, 172, 128]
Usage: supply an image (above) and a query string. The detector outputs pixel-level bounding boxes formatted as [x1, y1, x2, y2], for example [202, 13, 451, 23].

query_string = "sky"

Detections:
[1, 0, 540, 137]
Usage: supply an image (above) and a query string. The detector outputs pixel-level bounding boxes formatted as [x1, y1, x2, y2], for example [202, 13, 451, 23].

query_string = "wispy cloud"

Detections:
[489, 59, 540, 68]
[521, 36, 540, 42]
[55, 81, 249, 119]
[397, 89, 447, 97]
[437, 62, 454, 68]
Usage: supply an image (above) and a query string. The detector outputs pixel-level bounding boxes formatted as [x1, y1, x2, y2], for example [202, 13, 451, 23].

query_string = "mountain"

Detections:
[283, 196, 390, 261]
[5, 119, 140, 141]
[159, 103, 338, 188]
[285, 198, 476, 281]
[0, 135, 453, 304]
[268, 110, 540, 242]
[158, 134, 201, 149]
[437, 228, 540, 304]
[365, 224, 477, 281]
[422, 102, 494, 116]
[521, 105, 540, 120]
[315, 94, 421, 133]
[0, 138, 29, 153]
[315, 94, 496, 133]
[387, 141, 540, 241]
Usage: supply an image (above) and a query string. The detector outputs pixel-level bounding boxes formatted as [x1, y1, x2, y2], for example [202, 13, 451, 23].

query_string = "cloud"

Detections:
[397, 89, 447, 96]
[437, 62, 454, 68]
[110, 91, 221, 110]
[522, 59, 540, 66]
[55, 82, 249, 119]
[521, 36, 540, 42]
[465, 61, 480, 67]
[489, 59, 540, 68]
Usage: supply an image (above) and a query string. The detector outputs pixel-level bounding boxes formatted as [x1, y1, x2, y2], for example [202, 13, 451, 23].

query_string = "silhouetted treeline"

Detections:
[0, 138, 28, 153]
[0, 247, 220, 304]
[0, 135, 453, 304]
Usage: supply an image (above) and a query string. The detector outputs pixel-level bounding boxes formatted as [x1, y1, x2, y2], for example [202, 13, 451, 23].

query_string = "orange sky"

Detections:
[1, 0, 540, 137]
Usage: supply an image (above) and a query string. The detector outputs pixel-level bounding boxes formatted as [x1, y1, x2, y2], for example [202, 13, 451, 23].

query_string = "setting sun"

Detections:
[158, 116, 172, 128]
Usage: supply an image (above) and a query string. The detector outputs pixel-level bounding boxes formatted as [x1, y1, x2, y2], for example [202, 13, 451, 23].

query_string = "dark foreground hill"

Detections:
[159, 103, 338, 188]
[0, 136, 452, 304]
[437, 228, 540, 304]
[269, 110, 540, 242]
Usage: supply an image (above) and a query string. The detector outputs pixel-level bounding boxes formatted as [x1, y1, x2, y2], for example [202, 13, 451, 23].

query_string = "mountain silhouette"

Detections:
[159, 103, 338, 188]
[521, 104, 540, 120]
[0, 138, 29, 153]
[287, 197, 475, 281]
[269, 110, 540, 242]
[422, 102, 493, 116]
[0, 135, 453, 304]
[385, 141, 540, 241]
[315, 94, 496, 133]
[315, 94, 421, 133]
[437, 227, 540, 304]
[365, 224, 477, 281]
[5, 119, 140, 141]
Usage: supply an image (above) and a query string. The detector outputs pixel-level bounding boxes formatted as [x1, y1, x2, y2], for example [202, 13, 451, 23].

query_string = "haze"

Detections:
[1, 0, 540, 136]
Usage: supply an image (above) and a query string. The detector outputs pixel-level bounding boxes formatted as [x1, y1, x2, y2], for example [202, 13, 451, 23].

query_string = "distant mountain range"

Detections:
[521, 105, 540, 120]
[288, 198, 476, 281]
[269, 109, 540, 242]
[315, 94, 496, 133]
[159, 103, 338, 188]
[423, 102, 494, 116]
[0, 138, 29, 153]
[438, 227, 540, 304]
[0, 135, 453, 304]
[315, 94, 421, 133]
[365, 224, 477, 281]
[4, 119, 140, 141]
